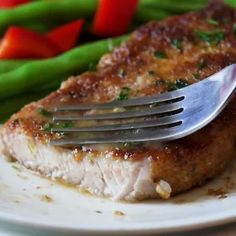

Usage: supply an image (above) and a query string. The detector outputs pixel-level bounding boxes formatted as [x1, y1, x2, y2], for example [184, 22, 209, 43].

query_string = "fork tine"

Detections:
[55, 91, 184, 111]
[50, 125, 183, 146]
[52, 113, 183, 132]
[50, 64, 236, 146]
[53, 100, 184, 121]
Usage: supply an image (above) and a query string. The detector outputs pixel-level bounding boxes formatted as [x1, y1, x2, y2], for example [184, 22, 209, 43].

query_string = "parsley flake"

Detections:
[154, 51, 167, 59]
[41, 123, 53, 132]
[148, 70, 156, 76]
[207, 18, 219, 25]
[12, 165, 21, 172]
[195, 30, 225, 45]
[117, 68, 126, 78]
[55, 121, 74, 129]
[37, 108, 52, 117]
[193, 72, 201, 80]
[168, 79, 190, 91]
[117, 87, 130, 100]
[198, 59, 206, 70]
[170, 38, 182, 51]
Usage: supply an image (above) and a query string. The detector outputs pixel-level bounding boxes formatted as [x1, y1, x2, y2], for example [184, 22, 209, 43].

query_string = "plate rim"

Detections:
[0, 204, 235, 235]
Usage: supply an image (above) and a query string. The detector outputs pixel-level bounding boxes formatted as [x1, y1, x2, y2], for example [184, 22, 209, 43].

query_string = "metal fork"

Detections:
[51, 64, 236, 146]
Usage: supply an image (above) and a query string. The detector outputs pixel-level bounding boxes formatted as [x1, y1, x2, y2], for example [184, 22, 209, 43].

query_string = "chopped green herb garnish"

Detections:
[95, 210, 102, 214]
[154, 51, 167, 59]
[175, 79, 190, 88]
[41, 123, 53, 132]
[117, 68, 126, 78]
[41, 121, 73, 133]
[12, 165, 21, 172]
[117, 87, 130, 100]
[123, 142, 144, 149]
[198, 59, 206, 70]
[170, 38, 182, 51]
[88, 156, 94, 164]
[148, 70, 156, 76]
[195, 30, 225, 45]
[37, 108, 52, 117]
[193, 72, 201, 80]
[55, 121, 74, 129]
[233, 23, 236, 34]
[168, 79, 190, 91]
[207, 18, 219, 25]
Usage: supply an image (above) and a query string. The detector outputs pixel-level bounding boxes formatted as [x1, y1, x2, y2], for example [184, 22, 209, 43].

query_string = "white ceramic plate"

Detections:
[0, 154, 235, 236]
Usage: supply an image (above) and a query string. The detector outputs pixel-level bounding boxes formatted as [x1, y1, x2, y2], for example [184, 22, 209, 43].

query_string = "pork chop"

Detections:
[0, 1, 236, 201]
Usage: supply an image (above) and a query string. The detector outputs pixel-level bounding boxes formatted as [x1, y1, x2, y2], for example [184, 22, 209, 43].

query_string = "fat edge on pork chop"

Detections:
[0, 0, 236, 201]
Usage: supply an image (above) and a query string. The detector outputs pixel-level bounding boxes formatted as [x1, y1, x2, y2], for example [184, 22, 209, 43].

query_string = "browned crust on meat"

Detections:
[2, 1, 236, 196]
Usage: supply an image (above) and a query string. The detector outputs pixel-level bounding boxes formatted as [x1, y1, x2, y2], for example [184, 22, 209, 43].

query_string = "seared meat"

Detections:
[0, 1, 235, 201]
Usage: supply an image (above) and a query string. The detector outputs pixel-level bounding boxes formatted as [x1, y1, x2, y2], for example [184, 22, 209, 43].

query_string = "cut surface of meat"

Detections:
[0, 1, 236, 201]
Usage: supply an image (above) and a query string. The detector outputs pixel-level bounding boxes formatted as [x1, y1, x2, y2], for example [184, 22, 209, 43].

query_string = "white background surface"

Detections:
[0, 154, 235, 236]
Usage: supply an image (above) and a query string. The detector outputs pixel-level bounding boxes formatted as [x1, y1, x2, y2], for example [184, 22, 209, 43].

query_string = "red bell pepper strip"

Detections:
[92, 0, 139, 37]
[47, 19, 84, 52]
[0, 0, 31, 8]
[0, 26, 60, 59]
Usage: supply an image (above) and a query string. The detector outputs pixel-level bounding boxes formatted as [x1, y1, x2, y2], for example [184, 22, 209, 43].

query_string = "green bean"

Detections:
[0, 0, 207, 35]
[31, 77, 66, 92]
[0, 91, 50, 122]
[0, 0, 208, 33]
[224, 0, 236, 8]
[0, 60, 29, 73]
[139, 0, 205, 13]
[134, 8, 170, 24]
[0, 0, 97, 32]
[154, 0, 207, 4]
[23, 22, 58, 33]
[0, 44, 108, 95]
[0, 35, 128, 100]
